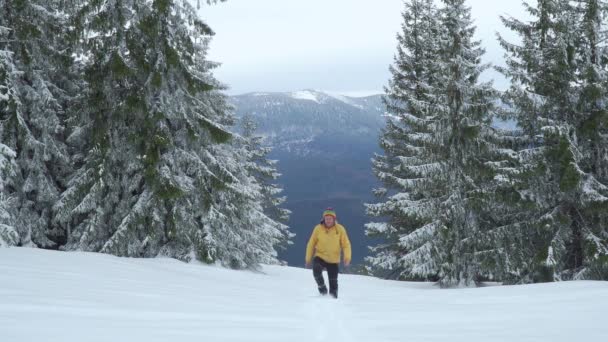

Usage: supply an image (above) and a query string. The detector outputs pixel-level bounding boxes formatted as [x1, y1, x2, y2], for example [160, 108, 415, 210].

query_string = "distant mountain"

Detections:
[230, 90, 385, 267]
[229, 90, 519, 267]
[231, 90, 385, 156]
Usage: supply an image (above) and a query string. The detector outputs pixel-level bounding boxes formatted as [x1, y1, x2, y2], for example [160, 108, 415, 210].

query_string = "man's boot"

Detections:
[318, 285, 328, 295]
[329, 277, 338, 298]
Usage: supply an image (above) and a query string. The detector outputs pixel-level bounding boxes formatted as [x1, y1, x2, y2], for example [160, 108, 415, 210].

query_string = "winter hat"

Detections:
[322, 207, 336, 219]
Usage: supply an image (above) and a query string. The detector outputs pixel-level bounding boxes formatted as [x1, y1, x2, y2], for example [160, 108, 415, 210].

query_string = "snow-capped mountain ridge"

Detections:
[287, 89, 372, 107]
[242, 89, 381, 104]
[231, 89, 384, 156]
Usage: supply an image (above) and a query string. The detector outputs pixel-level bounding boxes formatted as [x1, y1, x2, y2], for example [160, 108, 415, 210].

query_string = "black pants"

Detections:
[312, 256, 339, 297]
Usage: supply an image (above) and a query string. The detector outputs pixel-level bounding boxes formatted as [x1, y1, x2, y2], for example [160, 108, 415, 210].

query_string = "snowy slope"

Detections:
[1, 248, 606, 342]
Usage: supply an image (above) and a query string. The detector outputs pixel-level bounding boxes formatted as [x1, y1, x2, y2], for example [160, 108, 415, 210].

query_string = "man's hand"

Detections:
[344, 260, 351, 267]
[305, 262, 311, 269]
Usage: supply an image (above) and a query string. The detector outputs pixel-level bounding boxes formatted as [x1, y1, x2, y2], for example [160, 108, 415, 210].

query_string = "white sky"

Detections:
[197, 0, 531, 96]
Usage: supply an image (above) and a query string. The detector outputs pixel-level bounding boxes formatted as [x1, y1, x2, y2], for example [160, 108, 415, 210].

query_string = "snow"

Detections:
[289, 89, 368, 108]
[324, 92, 363, 108]
[1, 247, 607, 342]
[382, 112, 401, 121]
[290, 90, 320, 103]
[326, 90, 382, 98]
[0, 143, 16, 159]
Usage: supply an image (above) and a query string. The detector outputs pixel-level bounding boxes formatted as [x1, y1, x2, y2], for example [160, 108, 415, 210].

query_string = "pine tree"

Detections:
[240, 114, 292, 249]
[366, 0, 444, 280]
[498, 0, 608, 281]
[366, 0, 502, 286]
[0, 23, 18, 247]
[0, 0, 74, 248]
[573, 0, 608, 280]
[0, 143, 16, 247]
[200, 137, 292, 268]
[431, 0, 502, 286]
[55, 0, 236, 261]
[194, 113, 293, 268]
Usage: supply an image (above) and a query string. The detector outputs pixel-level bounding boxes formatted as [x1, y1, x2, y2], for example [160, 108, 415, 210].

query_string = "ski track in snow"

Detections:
[1, 248, 607, 342]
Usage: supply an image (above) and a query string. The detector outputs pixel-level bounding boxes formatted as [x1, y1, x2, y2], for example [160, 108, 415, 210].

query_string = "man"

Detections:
[305, 207, 351, 298]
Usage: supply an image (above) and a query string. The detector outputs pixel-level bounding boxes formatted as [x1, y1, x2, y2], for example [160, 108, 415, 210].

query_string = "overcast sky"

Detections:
[197, 0, 531, 96]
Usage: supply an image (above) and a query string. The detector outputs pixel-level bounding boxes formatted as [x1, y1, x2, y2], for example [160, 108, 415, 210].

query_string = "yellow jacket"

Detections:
[305, 223, 351, 264]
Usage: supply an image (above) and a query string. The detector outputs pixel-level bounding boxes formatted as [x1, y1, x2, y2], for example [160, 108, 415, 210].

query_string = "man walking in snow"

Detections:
[305, 207, 352, 298]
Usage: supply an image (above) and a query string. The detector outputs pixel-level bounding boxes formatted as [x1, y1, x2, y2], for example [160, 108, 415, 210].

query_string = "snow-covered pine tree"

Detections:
[430, 0, 502, 286]
[366, 0, 445, 281]
[155, 88, 293, 268]
[572, 0, 608, 279]
[498, 0, 608, 281]
[0, 0, 74, 248]
[240, 114, 292, 251]
[0, 143, 16, 247]
[482, 1, 558, 284]
[367, 0, 503, 286]
[55, 0, 238, 262]
[0, 24, 17, 247]
[200, 135, 292, 268]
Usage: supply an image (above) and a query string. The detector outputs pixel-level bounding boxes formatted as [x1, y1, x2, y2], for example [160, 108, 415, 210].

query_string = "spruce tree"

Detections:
[574, 0, 608, 279]
[498, 0, 608, 281]
[432, 0, 501, 286]
[201, 137, 292, 268]
[0, 143, 16, 247]
[367, 0, 502, 286]
[0, 22, 18, 247]
[0, 0, 74, 248]
[240, 114, 292, 250]
[55, 0, 235, 261]
[366, 0, 444, 280]
[194, 113, 293, 268]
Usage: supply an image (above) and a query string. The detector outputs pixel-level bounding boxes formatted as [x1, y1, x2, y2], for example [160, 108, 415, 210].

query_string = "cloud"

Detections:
[197, 0, 529, 95]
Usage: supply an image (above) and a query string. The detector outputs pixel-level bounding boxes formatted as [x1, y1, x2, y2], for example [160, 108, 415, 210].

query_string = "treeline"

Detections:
[0, 0, 292, 268]
[366, 0, 608, 285]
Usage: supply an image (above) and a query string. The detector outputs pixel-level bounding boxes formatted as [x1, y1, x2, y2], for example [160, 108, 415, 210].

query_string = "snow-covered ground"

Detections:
[1, 248, 606, 342]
